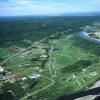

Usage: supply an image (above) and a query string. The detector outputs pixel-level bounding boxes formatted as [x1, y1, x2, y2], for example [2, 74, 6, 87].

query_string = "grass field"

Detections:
[0, 48, 13, 57]
[55, 55, 71, 65]
[22, 39, 33, 44]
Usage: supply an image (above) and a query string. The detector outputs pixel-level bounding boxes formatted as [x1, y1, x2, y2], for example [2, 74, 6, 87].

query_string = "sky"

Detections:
[0, 0, 100, 16]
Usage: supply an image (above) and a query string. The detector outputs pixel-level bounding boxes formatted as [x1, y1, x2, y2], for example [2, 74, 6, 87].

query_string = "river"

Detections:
[79, 27, 100, 44]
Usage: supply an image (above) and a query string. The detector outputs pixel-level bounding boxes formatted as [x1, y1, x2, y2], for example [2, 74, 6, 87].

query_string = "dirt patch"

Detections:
[5, 46, 20, 53]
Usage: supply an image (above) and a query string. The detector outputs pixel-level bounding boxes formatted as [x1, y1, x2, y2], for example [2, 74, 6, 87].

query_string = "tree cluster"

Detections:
[62, 60, 92, 73]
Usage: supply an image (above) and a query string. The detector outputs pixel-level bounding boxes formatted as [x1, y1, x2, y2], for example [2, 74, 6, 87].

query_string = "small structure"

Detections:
[40, 55, 47, 58]
[21, 77, 27, 81]
[35, 67, 39, 70]
[73, 75, 76, 78]
[19, 64, 22, 67]
[28, 74, 40, 79]
[6, 74, 16, 83]
[0, 66, 4, 73]
[39, 69, 43, 72]
[90, 72, 98, 76]
[82, 68, 86, 72]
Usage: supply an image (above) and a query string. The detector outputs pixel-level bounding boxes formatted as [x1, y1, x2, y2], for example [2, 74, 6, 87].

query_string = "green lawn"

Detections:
[55, 55, 71, 65]
[22, 39, 33, 44]
[0, 48, 13, 57]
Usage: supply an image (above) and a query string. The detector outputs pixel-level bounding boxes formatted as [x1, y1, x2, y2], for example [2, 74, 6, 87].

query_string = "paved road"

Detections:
[20, 41, 55, 100]
[0, 38, 47, 65]
[20, 75, 54, 100]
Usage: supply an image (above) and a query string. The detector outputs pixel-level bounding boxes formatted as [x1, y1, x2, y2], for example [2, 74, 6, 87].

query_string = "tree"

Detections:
[1, 82, 24, 100]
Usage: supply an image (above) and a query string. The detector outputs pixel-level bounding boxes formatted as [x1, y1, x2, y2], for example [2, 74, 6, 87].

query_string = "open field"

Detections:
[22, 39, 33, 44]
[5, 46, 21, 53]
[0, 48, 13, 57]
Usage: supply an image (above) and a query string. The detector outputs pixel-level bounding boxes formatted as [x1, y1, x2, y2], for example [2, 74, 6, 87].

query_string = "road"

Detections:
[20, 75, 54, 100]
[0, 38, 47, 65]
[19, 41, 55, 100]
[0, 33, 61, 100]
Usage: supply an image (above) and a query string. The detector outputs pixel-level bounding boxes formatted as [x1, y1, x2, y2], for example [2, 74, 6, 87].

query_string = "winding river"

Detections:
[79, 27, 100, 43]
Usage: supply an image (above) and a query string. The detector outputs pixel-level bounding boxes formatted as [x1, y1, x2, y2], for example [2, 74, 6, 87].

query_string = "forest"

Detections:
[0, 16, 99, 48]
[62, 60, 92, 73]
[71, 33, 100, 56]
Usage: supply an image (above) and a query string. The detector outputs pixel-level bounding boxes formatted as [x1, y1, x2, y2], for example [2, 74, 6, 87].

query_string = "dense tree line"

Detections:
[0, 79, 38, 100]
[0, 16, 100, 48]
[0, 57, 4, 62]
[88, 34, 99, 39]
[62, 60, 92, 73]
[33, 82, 75, 100]
[0, 82, 24, 100]
[24, 78, 38, 89]
[71, 34, 100, 56]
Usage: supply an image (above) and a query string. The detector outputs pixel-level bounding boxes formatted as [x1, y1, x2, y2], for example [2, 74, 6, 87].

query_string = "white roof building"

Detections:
[0, 66, 4, 73]
[28, 74, 40, 79]
[21, 77, 27, 80]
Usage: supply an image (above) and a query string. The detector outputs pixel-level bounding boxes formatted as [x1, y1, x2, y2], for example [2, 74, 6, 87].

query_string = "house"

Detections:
[21, 77, 27, 81]
[28, 74, 40, 79]
[40, 55, 47, 58]
[0, 66, 4, 73]
[6, 74, 16, 83]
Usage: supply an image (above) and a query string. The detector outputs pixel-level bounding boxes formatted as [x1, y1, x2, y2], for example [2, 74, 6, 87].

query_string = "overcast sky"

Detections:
[0, 0, 100, 16]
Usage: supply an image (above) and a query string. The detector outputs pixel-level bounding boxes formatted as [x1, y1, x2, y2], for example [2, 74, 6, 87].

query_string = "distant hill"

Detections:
[52, 11, 100, 16]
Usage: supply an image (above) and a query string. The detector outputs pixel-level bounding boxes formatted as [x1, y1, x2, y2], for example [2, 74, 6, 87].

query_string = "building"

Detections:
[21, 77, 27, 81]
[6, 74, 16, 83]
[0, 66, 4, 73]
[28, 74, 40, 79]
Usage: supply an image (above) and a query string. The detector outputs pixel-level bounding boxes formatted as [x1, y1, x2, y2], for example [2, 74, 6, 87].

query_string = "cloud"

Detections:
[89, 0, 100, 4]
[49, 3, 74, 9]
[0, 0, 77, 16]
[0, 0, 39, 7]
[75, 0, 84, 2]
[0, 2, 10, 7]
[10, 0, 39, 6]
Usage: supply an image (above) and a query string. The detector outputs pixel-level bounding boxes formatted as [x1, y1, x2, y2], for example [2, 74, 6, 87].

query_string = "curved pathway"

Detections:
[20, 75, 54, 100]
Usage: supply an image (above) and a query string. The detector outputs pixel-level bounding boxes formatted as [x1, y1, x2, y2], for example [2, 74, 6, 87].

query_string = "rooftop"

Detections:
[28, 74, 40, 79]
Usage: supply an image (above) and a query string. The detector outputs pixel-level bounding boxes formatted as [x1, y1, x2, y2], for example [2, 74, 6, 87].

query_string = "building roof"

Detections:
[0, 66, 4, 72]
[21, 77, 27, 80]
[28, 74, 40, 79]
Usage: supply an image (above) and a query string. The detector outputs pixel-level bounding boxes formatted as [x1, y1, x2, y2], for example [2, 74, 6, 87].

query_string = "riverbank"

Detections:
[79, 28, 100, 44]
[84, 32, 100, 42]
